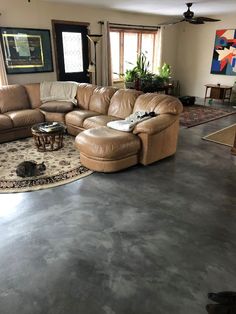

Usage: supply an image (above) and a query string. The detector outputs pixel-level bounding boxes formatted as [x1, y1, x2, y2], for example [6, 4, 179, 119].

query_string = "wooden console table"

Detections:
[204, 84, 233, 105]
[156, 83, 174, 95]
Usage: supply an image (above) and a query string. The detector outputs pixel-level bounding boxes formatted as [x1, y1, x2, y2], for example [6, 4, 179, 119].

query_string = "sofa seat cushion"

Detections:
[6, 109, 44, 128]
[75, 126, 141, 160]
[83, 115, 121, 129]
[40, 101, 74, 113]
[0, 114, 13, 130]
[41, 111, 66, 123]
[65, 110, 101, 128]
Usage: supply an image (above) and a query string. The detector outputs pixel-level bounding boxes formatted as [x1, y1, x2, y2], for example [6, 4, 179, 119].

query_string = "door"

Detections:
[52, 20, 90, 82]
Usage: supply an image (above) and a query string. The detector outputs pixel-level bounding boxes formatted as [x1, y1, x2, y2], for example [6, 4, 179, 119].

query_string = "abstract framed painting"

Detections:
[211, 29, 236, 76]
[0, 27, 53, 74]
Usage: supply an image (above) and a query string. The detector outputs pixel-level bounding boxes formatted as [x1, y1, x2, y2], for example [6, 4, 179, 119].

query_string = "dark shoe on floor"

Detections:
[206, 303, 236, 314]
[208, 292, 236, 305]
[206, 304, 232, 314]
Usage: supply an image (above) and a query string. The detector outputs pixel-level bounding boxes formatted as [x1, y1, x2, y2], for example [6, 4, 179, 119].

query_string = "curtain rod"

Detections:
[98, 21, 160, 30]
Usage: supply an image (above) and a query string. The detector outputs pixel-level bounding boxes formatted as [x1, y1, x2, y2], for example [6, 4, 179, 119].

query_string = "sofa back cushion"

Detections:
[0, 85, 30, 114]
[24, 83, 41, 109]
[89, 87, 118, 115]
[133, 94, 183, 115]
[108, 89, 143, 119]
[76, 83, 96, 110]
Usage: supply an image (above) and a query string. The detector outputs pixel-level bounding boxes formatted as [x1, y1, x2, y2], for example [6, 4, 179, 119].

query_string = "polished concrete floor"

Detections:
[0, 110, 236, 314]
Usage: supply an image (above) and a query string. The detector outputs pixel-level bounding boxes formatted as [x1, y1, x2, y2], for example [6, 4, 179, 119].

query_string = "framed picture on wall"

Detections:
[211, 29, 236, 76]
[0, 27, 53, 74]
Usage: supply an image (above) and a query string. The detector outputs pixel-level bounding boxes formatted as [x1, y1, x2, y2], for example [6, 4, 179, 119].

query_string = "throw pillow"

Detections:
[40, 101, 74, 113]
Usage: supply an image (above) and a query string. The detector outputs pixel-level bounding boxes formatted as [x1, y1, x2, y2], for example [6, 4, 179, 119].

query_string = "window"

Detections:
[110, 28, 158, 81]
[62, 32, 83, 73]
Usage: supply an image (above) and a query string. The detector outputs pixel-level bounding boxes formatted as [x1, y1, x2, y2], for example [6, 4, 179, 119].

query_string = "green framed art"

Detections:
[0, 27, 53, 74]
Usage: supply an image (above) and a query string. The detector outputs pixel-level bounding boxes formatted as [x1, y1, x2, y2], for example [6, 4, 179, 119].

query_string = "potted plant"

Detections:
[124, 68, 138, 89]
[159, 62, 171, 85]
[123, 52, 172, 92]
[124, 52, 150, 90]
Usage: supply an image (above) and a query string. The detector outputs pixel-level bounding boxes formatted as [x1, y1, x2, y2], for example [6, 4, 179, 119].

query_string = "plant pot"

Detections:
[125, 81, 135, 89]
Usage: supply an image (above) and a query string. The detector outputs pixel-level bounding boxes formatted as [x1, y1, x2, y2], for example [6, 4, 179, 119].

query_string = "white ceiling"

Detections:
[43, 0, 236, 16]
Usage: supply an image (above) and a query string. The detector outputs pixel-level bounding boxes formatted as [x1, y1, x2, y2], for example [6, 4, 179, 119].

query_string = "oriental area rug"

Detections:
[202, 124, 236, 147]
[180, 104, 236, 128]
[0, 136, 93, 193]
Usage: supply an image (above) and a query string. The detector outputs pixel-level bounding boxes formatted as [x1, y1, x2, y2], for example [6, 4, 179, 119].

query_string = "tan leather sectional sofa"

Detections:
[0, 83, 183, 172]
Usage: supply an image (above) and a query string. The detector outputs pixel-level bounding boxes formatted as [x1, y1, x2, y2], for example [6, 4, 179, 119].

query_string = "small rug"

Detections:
[0, 136, 93, 193]
[202, 124, 236, 147]
[180, 105, 235, 128]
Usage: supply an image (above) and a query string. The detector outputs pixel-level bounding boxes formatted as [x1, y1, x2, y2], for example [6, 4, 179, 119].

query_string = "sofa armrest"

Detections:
[133, 113, 178, 135]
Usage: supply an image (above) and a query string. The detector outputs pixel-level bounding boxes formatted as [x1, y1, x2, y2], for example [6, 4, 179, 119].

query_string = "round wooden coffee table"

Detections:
[31, 122, 66, 152]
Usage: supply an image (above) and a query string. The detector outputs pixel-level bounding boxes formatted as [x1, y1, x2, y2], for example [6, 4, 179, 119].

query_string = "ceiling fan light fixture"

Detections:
[183, 3, 194, 19]
[159, 2, 221, 26]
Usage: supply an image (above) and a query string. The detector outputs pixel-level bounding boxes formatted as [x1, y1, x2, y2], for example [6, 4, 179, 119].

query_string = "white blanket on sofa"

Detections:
[40, 81, 78, 104]
[107, 111, 154, 132]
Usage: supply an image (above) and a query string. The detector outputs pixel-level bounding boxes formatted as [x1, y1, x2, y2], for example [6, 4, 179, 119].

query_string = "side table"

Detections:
[204, 84, 233, 105]
[31, 122, 66, 152]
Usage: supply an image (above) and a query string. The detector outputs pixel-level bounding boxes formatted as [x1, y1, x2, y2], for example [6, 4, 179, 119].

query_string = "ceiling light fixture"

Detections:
[160, 3, 221, 26]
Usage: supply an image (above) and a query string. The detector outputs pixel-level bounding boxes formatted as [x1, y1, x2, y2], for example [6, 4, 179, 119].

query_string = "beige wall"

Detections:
[0, 0, 178, 85]
[175, 13, 236, 98]
[162, 27, 178, 78]
[1, 1, 235, 96]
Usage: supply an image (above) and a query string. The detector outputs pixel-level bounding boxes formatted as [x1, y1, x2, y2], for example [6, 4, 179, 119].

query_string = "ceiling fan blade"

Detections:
[158, 19, 185, 26]
[189, 16, 220, 24]
[188, 19, 205, 24]
[196, 17, 221, 22]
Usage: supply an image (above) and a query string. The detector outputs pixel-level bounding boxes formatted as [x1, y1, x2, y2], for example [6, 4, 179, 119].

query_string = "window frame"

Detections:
[110, 27, 158, 82]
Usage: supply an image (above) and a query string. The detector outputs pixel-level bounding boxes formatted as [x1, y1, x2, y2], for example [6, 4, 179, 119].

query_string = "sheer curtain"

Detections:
[155, 26, 163, 73]
[0, 45, 8, 86]
[101, 20, 113, 86]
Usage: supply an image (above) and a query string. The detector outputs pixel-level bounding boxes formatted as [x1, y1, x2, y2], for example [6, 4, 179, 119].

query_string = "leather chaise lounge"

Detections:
[75, 92, 182, 172]
[0, 83, 183, 172]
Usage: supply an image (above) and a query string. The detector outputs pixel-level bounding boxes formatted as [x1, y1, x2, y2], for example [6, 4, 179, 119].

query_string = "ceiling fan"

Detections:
[160, 3, 221, 25]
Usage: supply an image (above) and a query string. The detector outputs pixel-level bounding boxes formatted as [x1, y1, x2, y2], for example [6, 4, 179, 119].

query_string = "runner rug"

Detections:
[202, 124, 236, 147]
[0, 136, 93, 193]
[180, 105, 235, 128]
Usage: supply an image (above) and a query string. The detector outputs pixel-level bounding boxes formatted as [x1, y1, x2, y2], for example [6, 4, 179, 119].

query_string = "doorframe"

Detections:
[51, 20, 91, 81]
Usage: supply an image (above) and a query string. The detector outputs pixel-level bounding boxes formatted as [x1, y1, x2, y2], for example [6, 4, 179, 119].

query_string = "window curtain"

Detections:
[101, 21, 113, 86]
[155, 26, 163, 73]
[0, 45, 8, 86]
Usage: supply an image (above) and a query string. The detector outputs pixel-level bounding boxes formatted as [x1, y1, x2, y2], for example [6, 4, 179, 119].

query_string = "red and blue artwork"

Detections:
[211, 29, 236, 75]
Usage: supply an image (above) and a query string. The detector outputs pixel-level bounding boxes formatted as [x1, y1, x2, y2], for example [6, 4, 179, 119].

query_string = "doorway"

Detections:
[52, 20, 90, 83]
